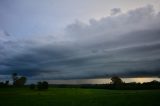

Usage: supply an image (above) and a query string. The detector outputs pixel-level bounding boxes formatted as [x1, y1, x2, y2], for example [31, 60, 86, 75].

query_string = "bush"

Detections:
[37, 82, 43, 90]
[42, 81, 49, 89]
[37, 81, 49, 90]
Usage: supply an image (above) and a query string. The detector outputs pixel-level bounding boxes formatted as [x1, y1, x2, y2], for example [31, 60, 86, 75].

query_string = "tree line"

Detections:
[50, 76, 160, 90]
[0, 74, 160, 90]
[0, 73, 49, 90]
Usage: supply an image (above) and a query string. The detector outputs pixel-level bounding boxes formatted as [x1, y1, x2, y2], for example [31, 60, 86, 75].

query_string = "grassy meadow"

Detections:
[0, 87, 160, 106]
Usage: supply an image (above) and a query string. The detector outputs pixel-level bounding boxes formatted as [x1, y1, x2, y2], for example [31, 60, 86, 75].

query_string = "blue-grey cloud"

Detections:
[0, 5, 160, 79]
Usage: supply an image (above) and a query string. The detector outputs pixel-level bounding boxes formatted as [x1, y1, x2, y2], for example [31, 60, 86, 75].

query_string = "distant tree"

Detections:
[12, 73, 27, 87]
[37, 81, 49, 90]
[42, 81, 49, 89]
[12, 73, 18, 85]
[0, 80, 10, 87]
[15, 76, 27, 86]
[37, 82, 43, 90]
[30, 84, 36, 90]
[150, 80, 159, 84]
[0, 82, 4, 86]
[5, 80, 9, 86]
[111, 76, 123, 85]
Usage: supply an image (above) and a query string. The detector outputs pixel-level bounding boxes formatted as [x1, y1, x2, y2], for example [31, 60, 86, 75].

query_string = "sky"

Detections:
[0, 0, 160, 80]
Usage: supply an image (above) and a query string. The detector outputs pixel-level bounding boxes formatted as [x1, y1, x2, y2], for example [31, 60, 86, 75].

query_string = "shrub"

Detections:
[37, 81, 49, 90]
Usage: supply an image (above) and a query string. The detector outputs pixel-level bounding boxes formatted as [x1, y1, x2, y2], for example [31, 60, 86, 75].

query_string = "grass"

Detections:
[0, 87, 160, 106]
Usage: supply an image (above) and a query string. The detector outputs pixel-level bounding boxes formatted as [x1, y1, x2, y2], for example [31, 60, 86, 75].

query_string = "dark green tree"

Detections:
[15, 76, 27, 86]
[37, 81, 49, 90]
[42, 81, 48, 89]
[37, 82, 43, 90]
[111, 76, 123, 85]
[12, 73, 27, 86]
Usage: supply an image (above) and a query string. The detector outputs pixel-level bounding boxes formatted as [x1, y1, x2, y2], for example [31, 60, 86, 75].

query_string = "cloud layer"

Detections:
[1, 5, 160, 79]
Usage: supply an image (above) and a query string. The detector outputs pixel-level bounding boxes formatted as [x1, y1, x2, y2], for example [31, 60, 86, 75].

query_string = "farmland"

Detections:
[0, 87, 160, 106]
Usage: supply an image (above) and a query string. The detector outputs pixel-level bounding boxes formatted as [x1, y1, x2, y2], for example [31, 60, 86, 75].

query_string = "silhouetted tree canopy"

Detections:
[37, 81, 49, 90]
[111, 76, 123, 85]
[37, 82, 42, 90]
[42, 81, 49, 89]
[12, 73, 27, 87]
[0, 80, 9, 87]
[15, 77, 27, 86]
[5, 80, 9, 86]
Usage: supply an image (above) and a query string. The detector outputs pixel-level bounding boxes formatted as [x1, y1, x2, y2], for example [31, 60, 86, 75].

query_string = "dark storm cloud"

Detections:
[1, 5, 160, 79]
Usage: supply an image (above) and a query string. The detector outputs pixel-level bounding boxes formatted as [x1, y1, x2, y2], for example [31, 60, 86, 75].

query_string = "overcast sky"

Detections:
[0, 0, 160, 80]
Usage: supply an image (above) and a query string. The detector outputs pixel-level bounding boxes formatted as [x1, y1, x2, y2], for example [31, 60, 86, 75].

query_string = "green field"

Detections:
[0, 88, 160, 106]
